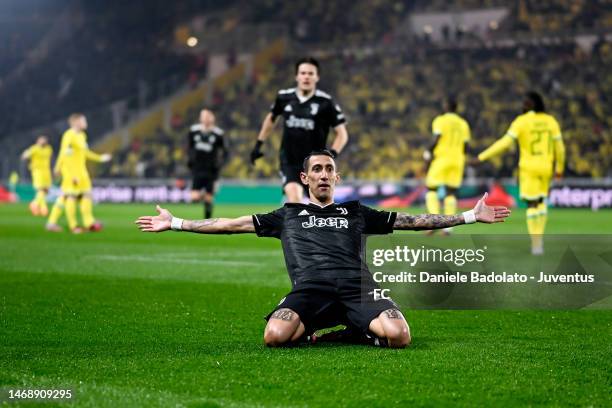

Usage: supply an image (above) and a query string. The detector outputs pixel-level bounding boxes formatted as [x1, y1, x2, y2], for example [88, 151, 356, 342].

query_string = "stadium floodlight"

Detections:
[186, 36, 198, 47]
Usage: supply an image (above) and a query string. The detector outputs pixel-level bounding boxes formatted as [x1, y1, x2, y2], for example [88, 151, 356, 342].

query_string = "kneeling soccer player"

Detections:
[136, 150, 510, 348]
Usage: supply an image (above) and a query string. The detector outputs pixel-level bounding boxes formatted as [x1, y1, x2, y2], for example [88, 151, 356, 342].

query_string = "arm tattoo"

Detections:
[383, 309, 402, 319]
[270, 309, 295, 321]
[393, 213, 464, 231]
[192, 218, 219, 228]
[186, 218, 219, 232]
[181, 216, 255, 234]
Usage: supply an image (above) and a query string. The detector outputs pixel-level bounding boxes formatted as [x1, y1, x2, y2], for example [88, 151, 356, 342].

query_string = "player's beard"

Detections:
[312, 184, 332, 202]
[312, 191, 329, 202]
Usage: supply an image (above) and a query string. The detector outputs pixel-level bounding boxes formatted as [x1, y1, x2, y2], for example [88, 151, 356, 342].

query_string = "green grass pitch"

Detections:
[1, 203, 611, 407]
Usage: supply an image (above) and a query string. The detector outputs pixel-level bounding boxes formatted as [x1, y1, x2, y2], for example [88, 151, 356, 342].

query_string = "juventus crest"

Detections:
[310, 103, 319, 115]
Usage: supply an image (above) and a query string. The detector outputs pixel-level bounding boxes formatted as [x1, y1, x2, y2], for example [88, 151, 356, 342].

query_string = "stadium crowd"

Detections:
[0, 1, 225, 139]
[411, 0, 612, 32]
[3, 1, 611, 182]
[1, 0, 409, 140]
[101, 37, 611, 181]
[242, 0, 408, 46]
[506, 0, 612, 32]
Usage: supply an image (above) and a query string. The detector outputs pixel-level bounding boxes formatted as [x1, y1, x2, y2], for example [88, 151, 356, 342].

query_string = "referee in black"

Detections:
[250, 57, 348, 203]
[187, 109, 228, 218]
[137, 150, 511, 348]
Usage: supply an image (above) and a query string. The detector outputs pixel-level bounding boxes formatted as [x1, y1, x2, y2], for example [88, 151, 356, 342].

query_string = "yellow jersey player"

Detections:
[21, 135, 53, 216]
[46, 113, 111, 233]
[477, 92, 565, 255]
[424, 97, 471, 234]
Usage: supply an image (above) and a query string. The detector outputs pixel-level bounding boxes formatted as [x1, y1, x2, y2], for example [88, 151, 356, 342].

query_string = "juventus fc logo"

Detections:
[336, 207, 348, 215]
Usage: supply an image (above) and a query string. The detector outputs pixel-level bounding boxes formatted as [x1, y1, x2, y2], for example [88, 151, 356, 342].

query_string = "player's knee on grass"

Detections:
[372, 309, 411, 348]
[264, 308, 304, 347]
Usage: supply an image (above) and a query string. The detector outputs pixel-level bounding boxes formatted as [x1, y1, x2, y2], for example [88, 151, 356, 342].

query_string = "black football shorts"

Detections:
[265, 275, 399, 334]
[192, 173, 218, 193]
[279, 164, 303, 187]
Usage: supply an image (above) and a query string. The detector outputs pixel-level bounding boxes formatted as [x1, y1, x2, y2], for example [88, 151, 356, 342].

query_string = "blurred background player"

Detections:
[187, 109, 228, 219]
[477, 91, 565, 255]
[46, 113, 111, 233]
[250, 57, 349, 203]
[20, 135, 52, 216]
[423, 96, 471, 234]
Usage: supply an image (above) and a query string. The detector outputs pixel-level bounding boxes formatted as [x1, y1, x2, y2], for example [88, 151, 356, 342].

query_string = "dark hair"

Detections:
[445, 96, 458, 112]
[525, 91, 546, 112]
[295, 57, 320, 75]
[302, 149, 335, 172]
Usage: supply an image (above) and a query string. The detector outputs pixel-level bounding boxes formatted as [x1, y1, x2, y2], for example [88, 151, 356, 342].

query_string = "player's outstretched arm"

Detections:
[20, 149, 31, 161]
[393, 193, 511, 230]
[85, 150, 112, 163]
[477, 135, 514, 162]
[135, 205, 255, 234]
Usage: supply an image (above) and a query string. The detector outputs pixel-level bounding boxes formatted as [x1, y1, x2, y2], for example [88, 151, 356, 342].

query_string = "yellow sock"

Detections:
[80, 195, 95, 228]
[537, 202, 548, 234]
[65, 196, 78, 230]
[526, 208, 539, 235]
[48, 196, 65, 225]
[426, 191, 440, 214]
[526, 207, 542, 253]
[35, 190, 44, 207]
[35, 190, 48, 215]
[443, 195, 457, 216]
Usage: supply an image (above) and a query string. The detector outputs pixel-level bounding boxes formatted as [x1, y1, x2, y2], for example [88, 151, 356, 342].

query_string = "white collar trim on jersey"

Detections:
[308, 201, 335, 208]
[296, 89, 316, 103]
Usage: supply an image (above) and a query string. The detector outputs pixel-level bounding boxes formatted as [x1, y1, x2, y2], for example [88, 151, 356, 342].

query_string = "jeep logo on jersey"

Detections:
[195, 134, 215, 143]
[310, 103, 319, 115]
[195, 141, 212, 152]
[301, 215, 348, 229]
[286, 115, 315, 130]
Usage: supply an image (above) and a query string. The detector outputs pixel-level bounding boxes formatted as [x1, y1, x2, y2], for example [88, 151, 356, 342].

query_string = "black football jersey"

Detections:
[253, 201, 396, 284]
[270, 88, 346, 166]
[187, 124, 228, 174]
